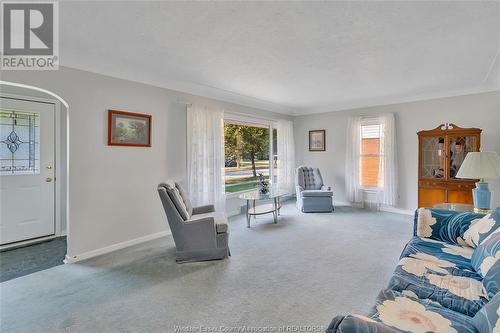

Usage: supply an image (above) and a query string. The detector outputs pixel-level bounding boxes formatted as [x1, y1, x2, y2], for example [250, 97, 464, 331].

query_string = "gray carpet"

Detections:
[0, 237, 67, 282]
[0, 203, 412, 333]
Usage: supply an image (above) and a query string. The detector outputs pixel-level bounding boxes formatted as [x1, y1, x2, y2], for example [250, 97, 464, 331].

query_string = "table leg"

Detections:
[278, 196, 281, 216]
[253, 200, 256, 219]
[273, 197, 278, 223]
[246, 200, 250, 228]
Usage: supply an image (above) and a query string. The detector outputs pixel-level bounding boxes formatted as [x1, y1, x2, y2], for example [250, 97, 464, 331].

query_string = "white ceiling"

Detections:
[59, 1, 500, 115]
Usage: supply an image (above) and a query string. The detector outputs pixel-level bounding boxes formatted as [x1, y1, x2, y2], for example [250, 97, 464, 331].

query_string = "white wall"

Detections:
[294, 91, 500, 212]
[2, 67, 289, 258]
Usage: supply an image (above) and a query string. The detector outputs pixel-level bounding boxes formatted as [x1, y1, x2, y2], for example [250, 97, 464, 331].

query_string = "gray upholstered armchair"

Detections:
[157, 181, 230, 263]
[295, 166, 334, 213]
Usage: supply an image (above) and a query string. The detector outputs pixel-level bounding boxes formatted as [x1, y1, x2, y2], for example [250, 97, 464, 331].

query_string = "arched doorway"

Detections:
[0, 81, 70, 281]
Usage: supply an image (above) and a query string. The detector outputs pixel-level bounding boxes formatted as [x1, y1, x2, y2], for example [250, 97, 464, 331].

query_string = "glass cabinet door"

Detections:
[448, 135, 478, 179]
[421, 136, 446, 179]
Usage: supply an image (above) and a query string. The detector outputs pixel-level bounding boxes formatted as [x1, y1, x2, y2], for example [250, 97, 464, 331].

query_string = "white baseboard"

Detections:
[380, 206, 414, 216]
[335, 201, 414, 215]
[64, 230, 171, 264]
[227, 209, 242, 217]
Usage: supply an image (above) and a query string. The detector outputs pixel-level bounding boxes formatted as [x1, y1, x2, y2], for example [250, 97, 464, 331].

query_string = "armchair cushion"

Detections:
[175, 182, 193, 217]
[192, 211, 228, 234]
[301, 190, 333, 197]
[215, 223, 228, 233]
[162, 181, 190, 220]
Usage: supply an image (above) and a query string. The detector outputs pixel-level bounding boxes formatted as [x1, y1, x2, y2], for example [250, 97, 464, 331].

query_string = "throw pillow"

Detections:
[473, 292, 500, 333]
[471, 228, 499, 278]
[415, 208, 484, 245]
[464, 207, 500, 248]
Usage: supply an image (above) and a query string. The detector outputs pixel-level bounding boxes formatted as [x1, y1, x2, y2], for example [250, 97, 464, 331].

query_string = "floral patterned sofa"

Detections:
[327, 206, 500, 333]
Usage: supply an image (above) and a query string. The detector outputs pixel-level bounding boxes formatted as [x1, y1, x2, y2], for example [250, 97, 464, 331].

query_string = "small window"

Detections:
[360, 124, 382, 188]
[0, 111, 40, 175]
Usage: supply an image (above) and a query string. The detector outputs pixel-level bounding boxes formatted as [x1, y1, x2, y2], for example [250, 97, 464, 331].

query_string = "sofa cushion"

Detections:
[415, 208, 485, 245]
[163, 180, 190, 220]
[401, 237, 475, 271]
[389, 255, 488, 317]
[367, 289, 478, 333]
[473, 292, 500, 333]
[301, 189, 333, 197]
[175, 182, 193, 218]
[464, 207, 500, 248]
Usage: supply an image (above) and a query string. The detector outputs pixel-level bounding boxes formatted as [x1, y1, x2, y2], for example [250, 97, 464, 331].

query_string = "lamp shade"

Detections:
[456, 151, 500, 179]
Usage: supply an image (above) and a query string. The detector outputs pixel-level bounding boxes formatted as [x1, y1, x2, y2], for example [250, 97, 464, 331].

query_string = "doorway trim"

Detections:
[0, 85, 69, 252]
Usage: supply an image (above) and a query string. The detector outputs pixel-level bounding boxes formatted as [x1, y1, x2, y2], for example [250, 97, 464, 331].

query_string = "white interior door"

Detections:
[0, 97, 55, 245]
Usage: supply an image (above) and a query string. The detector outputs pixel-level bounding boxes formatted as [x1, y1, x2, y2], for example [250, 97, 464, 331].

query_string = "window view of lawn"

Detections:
[224, 121, 276, 193]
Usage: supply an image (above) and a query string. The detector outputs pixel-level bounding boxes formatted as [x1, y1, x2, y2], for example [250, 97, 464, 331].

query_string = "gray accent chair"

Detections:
[157, 181, 230, 263]
[295, 166, 334, 213]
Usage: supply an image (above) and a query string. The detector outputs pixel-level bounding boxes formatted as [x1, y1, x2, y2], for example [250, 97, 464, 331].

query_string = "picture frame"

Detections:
[108, 110, 152, 147]
[309, 130, 326, 151]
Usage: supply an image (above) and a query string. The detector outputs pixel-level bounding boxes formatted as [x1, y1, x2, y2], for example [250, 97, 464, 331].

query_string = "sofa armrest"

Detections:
[326, 315, 402, 333]
[192, 204, 215, 215]
[414, 208, 485, 244]
[321, 184, 332, 191]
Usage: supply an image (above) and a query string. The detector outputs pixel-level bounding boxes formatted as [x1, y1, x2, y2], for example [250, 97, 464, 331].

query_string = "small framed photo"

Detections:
[309, 130, 326, 151]
[108, 110, 152, 147]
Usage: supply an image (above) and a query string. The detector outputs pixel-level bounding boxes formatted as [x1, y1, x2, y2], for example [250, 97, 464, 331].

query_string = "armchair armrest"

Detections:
[181, 216, 217, 249]
[321, 184, 331, 191]
[192, 204, 215, 215]
[327, 315, 402, 333]
[295, 185, 304, 198]
[414, 208, 485, 244]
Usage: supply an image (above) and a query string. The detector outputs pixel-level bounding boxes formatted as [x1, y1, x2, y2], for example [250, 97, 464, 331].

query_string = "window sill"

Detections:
[360, 187, 382, 193]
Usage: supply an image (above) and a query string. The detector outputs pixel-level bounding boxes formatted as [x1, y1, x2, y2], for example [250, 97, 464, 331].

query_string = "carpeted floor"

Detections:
[0, 236, 67, 282]
[0, 203, 412, 333]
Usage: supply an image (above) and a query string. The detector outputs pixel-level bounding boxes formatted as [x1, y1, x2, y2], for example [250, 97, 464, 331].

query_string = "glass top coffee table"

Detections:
[239, 187, 288, 228]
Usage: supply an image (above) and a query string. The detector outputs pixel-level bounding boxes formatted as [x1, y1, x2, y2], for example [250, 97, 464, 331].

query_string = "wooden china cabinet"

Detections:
[417, 123, 481, 208]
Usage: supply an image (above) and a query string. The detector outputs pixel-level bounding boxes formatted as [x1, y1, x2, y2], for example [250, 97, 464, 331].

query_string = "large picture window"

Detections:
[224, 119, 276, 193]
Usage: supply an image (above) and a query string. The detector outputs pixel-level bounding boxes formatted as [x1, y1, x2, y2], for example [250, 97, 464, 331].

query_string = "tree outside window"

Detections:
[224, 121, 275, 193]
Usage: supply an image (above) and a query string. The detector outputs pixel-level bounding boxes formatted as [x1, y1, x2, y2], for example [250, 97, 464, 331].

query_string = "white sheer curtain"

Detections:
[378, 113, 397, 206]
[345, 114, 397, 207]
[277, 119, 295, 193]
[187, 104, 225, 211]
[345, 116, 363, 204]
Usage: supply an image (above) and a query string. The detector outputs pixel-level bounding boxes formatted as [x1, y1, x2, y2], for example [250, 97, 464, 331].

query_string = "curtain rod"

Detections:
[178, 101, 282, 123]
[224, 110, 280, 123]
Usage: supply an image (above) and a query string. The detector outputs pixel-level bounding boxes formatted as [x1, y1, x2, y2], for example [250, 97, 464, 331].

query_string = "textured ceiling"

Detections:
[59, 1, 500, 115]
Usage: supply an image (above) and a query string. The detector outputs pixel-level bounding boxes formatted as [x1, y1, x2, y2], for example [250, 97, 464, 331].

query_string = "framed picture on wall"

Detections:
[309, 130, 326, 151]
[108, 110, 152, 147]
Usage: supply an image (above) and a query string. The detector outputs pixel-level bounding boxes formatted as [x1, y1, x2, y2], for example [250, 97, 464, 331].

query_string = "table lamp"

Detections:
[456, 151, 500, 213]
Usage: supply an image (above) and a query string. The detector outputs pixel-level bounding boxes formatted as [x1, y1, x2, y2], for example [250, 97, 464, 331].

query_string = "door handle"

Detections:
[45, 177, 53, 182]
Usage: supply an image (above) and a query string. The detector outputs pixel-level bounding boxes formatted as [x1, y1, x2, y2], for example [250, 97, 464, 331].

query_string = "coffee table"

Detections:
[239, 188, 288, 228]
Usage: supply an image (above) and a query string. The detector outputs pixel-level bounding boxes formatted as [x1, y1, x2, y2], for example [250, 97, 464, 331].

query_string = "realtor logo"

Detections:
[1, 1, 59, 70]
